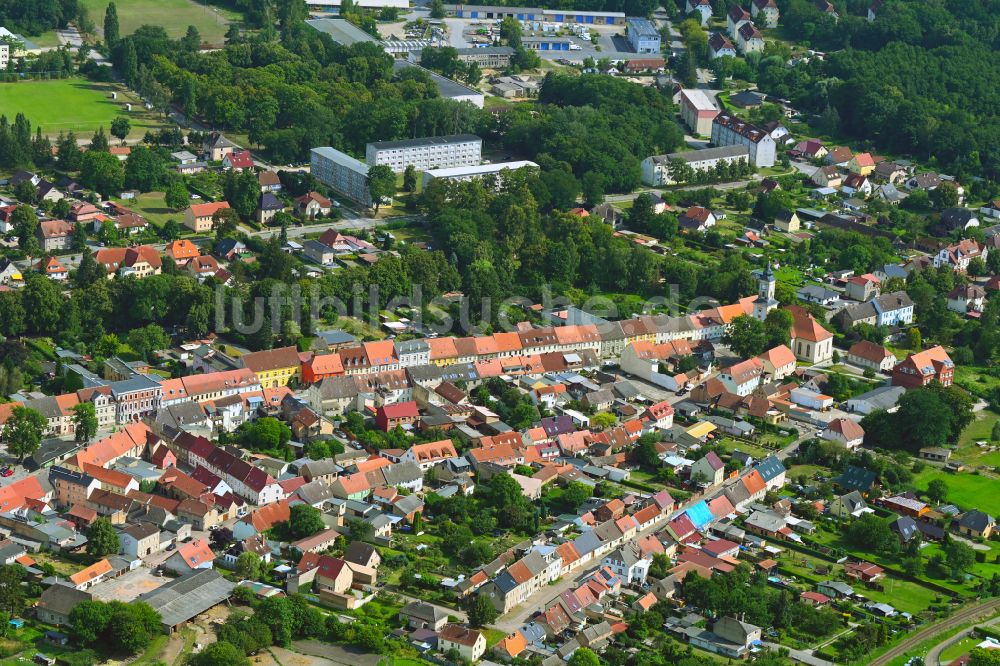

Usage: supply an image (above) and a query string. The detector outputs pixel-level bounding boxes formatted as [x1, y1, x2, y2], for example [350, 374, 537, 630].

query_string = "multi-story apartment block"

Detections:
[0, 43, 9, 69]
[711, 113, 776, 167]
[310, 147, 372, 208]
[365, 134, 482, 173]
[642, 146, 748, 186]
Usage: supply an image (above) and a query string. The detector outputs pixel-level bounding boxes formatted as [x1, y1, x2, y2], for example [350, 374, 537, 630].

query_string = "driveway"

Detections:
[290, 640, 382, 666]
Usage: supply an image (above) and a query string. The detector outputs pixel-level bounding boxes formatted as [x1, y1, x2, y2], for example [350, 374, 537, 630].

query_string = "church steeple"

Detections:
[753, 262, 777, 321]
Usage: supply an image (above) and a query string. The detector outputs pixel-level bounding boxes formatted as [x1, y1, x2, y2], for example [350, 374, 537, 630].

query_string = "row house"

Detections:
[159, 369, 261, 406]
[241, 346, 301, 388]
[49, 466, 101, 509]
[479, 548, 563, 613]
[110, 374, 163, 423]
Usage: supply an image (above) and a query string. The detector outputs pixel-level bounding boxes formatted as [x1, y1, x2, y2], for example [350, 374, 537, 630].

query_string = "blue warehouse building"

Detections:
[522, 36, 573, 51]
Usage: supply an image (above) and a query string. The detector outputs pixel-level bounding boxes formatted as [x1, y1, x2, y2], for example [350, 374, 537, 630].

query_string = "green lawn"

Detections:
[79, 0, 239, 44]
[0, 78, 160, 136]
[29, 31, 63, 47]
[911, 467, 1000, 515]
[113, 191, 181, 229]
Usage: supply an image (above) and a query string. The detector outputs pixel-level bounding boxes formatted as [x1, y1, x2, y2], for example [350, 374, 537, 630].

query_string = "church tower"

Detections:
[753, 263, 778, 321]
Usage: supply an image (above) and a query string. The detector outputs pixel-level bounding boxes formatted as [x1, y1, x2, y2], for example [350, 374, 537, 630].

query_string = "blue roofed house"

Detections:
[686, 500, 715, 529]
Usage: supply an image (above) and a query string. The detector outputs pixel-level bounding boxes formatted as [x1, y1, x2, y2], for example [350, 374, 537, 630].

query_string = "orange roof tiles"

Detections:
[741, 469, 766, 495]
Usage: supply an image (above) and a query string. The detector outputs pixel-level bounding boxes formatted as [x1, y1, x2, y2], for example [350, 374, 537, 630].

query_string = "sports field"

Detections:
[80, 0, 238, 44]
[0, 79, 158, 136]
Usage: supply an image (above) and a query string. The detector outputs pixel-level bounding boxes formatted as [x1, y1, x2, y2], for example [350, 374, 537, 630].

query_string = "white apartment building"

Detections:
[0, 43, 9, 69]
[711, 112, 776, 167]
[365, 134, 483, 173]
[422, 160, 538, 188]
[642, 145, 749, 186]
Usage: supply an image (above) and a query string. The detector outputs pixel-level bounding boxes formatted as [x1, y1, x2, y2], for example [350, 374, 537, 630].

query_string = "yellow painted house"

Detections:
[241, 346, 302, 388]
[848, 153, 876, 176]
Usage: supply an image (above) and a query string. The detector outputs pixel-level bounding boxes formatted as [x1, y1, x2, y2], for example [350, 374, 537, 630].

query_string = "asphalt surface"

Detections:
[869, 598, 1000, 666]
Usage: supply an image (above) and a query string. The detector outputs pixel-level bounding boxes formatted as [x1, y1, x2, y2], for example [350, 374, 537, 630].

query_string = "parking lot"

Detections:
[91, 567, 167, 603]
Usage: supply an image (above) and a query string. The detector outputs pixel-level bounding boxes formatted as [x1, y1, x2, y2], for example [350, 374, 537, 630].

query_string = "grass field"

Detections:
[79, 0, 238, 43]
[113, 192, 180, 228]
[0, 78, 160, 136]
[912, 467, 1000, 515]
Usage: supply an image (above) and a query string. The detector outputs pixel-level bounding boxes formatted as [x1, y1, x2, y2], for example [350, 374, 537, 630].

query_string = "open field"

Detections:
[0, 79, 162, 136]
[79, 0, 238, 43]
[114, 191, 182, 228]
[911, 467, 1000, 516]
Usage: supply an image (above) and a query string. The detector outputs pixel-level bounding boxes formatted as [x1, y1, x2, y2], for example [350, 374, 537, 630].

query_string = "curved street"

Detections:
[869, 598, 1000, 666]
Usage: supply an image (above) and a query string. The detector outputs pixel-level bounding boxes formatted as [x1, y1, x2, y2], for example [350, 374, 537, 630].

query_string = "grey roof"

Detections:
[891, 515, 918, 542]
[316, 376, 361, 399]
[305, 18, 377, 45]
[301, 459, 339, 478]
[836, 466, 877, 492]
[407, 365, 444, 384]
[315, 330, 357, 346]
[850, 385, 905, 410]
[368, 134, 481, 151]
[394, 494, 424, 514]
[392, 60, 482, 101]
[653, 145, 748, 165]
[344, 541, 378, 567]
[744, 511, 785, 533]
[38, 584, 92, 618]
[303, 239, 333, 255]
[138, 569, 236, 628]
[109, 374, 161, 397]
[626, 17, 659, 38]
[381, 461, 423, 486]
[871, 290, 913, 313]
[260, 192, 283, 211]
[396, 339, 430, 354]
[958, 509, 995, 532]
[401, 601, 448, 623]
[492, 570, 518, 594]
[754, 456, 785, 483]
[819, 580, 855, 596]
[456, 46, 515, 56]
[837, 301, 878, 323]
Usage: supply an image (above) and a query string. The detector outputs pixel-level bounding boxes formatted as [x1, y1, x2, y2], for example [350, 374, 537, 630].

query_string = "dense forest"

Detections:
[113, 11, 684, 193]
[751, 0, 1000, 180]
[0, 0, 79, 35]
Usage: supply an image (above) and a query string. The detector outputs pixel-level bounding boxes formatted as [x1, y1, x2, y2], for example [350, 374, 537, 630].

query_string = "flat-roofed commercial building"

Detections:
[366, 134, 483, 173]
[310, 147, 372, 208]
[455, 46, 515, 68]
[626, 17, 661, 53]
[444, 5, 626, 25]
[422, 160, 538, 188]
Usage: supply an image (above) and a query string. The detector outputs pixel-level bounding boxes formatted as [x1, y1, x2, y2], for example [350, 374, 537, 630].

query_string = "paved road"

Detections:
[763, 642, 835, 666]
[924, 612, 1000, 666]
[869, 598, 1000, 666]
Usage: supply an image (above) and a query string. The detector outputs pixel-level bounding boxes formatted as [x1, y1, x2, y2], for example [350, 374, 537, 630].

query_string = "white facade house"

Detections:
[365, 134, 482, 173]
[871, 291, 914, 327]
